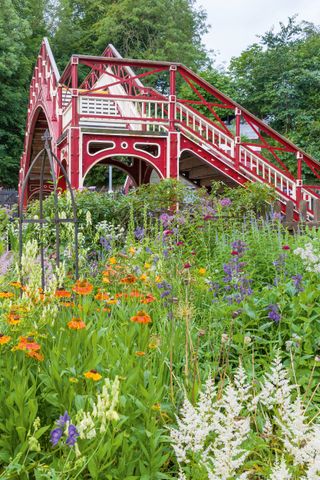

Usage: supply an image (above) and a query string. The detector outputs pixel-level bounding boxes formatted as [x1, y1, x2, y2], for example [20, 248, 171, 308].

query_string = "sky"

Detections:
[196, 0, 320, 66]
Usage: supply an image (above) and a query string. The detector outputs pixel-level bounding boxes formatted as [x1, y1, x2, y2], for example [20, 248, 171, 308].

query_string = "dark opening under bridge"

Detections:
[20, 38, 320, 217]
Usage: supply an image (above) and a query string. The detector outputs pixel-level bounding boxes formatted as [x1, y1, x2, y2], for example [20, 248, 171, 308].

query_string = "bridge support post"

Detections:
[70, 128, 80, 189]
[235, 108, 241, 169]
[296, 152, 303, 207]
[167, 132, 180, 179]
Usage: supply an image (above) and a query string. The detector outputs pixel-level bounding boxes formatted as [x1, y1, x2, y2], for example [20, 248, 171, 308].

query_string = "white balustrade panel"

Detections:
[62, 103, 72, 129]
[239, 146, 296, 201]
[176, 103, 234, 157]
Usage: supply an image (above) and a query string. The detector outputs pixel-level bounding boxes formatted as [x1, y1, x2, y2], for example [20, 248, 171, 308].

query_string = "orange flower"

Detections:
[120, 274, 137, 284]
[9, 282, 22, 288]
[129, 290, 141, 298]
[27, 351, 44, 361]
[55, 289, 71, 298]
[109, 257, 117, 265]
[0, 334, 11, 345]
[95, 292, 110, 301]
[106, 298, 118, 305]
[72, 280, 93, 295]
[198, 268, 206, 275]
[141, 294, 156, 304]
[61, 301, 75, 308]
[84, 370, 102, 381]
[102, 268, 117, 276]
[67, 318, 86, 330]
[135, 351, 146, 357]
[0, 291, 14, 299]
[140, 274, 147, 282]
[130, 310, 152, 324]
[16, 336, 41, 351]
[7, 312, 21, 325]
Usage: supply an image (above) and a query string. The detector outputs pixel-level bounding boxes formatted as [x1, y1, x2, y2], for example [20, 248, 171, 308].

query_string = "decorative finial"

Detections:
[42, 129, 52, 145]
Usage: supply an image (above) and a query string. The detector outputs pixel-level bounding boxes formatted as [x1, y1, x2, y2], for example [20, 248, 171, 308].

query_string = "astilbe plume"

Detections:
[269, 458, 292, 479]
[171, 367, 251, 478]
[171, 356, 320, 479]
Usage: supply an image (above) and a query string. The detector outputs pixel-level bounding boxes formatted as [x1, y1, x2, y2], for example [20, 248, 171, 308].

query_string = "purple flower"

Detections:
[159, 213, 174, 227]
[100, 236, 111, 251]
[56, 411, 70, 427]
[292, 274, 303, 292]
[220, 198, 232, 207]
[0, 251, 13, 276]
[134, 226, 144, 241]
[66, 424, 79, 446]
[50, 428, 63, 446]
[267, 304, 281, 323]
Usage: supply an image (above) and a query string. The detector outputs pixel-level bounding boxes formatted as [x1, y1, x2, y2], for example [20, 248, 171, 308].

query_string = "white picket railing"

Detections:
[239, 146, 297, 201]
[176, 103, 234, 157]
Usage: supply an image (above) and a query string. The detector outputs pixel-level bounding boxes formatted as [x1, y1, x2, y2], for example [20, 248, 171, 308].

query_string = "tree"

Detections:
[0, 0, 49, 188]
[229, 17, 320, 162]
[51, 0, 210, 69]
[0, 0, 30, 188]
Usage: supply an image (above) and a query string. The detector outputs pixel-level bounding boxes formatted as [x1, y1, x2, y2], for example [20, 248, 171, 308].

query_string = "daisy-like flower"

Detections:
[55, 289, 71, 298]
[84, 370, 102, 381]
[0, 291, 14, 299]
[135, 351, 146, 357]
[67, 318, 86, 330]
[61, 301, 75, 308]
[7, 313, 21, 325]
[0, 334, 11, 345]
[95, 292, 110, 301]
[141, 293, 156, 304]
[9, 282, 22, 288]
[120, 274, 137, 284]
[27, 350, 44, 361]
[198, 268, 206, 275]
[130, 310, 152, 324]
[129, 290, 141, 298]
[15, 336, 41, 352]
[72, 280, 93, 295]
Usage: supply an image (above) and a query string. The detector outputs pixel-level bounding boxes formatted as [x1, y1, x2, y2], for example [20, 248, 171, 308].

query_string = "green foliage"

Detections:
[229, 17, 320, 169]
[51, 0, 210, 71]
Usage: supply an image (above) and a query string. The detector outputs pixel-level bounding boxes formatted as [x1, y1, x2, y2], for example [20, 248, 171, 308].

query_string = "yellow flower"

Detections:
[0, 334, 11, 345]
[102, 277, 110, 284]
[84, 370, 102, 381]
[129, 247, 136, 255]
[140, 274, 147, 282]
[198, 268, 206, 275]
[109, 257, 117, 265]
[148, 342, 158, 350]
[69, 377, 79, 383]
[155, 276, 162, 283]
[144, 263, 151, 269]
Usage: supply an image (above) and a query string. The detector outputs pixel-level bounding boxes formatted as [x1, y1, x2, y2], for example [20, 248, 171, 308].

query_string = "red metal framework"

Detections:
[20, 38, 320, 217]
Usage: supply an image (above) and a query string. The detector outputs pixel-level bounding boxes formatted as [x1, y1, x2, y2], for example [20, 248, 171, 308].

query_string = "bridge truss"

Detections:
[20, 38, 320, 217]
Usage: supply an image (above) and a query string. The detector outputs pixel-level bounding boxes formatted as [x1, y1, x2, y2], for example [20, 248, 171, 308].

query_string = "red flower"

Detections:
[282, 245, 290, 250]
[184, 263, 191, 269]
[231, 250, 239, 256]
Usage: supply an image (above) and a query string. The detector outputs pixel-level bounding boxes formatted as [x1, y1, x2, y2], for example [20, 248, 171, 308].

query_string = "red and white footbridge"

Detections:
[20, 38, 320, 217]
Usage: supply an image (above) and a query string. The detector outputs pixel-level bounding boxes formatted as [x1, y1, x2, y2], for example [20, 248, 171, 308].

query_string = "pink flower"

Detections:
[163, 229, 173, 236]
[184, 263, 191, 269]
[176, 241, 184, 246]
[231, 250, 239, 256]
[282, 245, 290, 250]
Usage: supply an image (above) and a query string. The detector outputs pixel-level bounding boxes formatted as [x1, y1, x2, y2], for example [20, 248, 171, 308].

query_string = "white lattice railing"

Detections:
[176, 103, 234, 157]
[239, 146, 297, 201]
